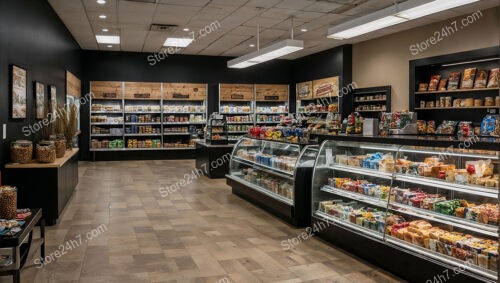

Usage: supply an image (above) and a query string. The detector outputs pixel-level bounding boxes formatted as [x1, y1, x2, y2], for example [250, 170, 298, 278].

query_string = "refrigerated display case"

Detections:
[226, 137, 317, 226]
[311, 140, 499, 283]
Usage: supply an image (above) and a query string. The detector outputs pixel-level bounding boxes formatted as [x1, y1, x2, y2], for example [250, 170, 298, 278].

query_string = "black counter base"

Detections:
[312, 216, 491, 283]
[227, 176, 298, 226]
[6, 154, 79, 226]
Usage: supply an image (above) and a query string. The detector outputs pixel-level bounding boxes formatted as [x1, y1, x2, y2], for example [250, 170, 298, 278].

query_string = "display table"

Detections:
[0, 208, 45, 283]
[5, 149, 79, 225]
[195, 141, 233, 178]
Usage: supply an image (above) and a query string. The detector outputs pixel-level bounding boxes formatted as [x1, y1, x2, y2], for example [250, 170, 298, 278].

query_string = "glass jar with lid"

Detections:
[0, 186, 17, 219]
[36, 140, 56, 163]
[10, 140, 33, 164]
[50, 135, 66, 158]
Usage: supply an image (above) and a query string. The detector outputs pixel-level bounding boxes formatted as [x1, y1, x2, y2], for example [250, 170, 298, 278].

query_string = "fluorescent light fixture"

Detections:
[396, 0, 480, 20]
[300, 28, 308, 32]
[249, 44, 255, 47]
[99, 14, 107, 19]
[97, 0, 106, 4]
[183, 28, 190, 31]
[228, 39, 303, 68]
[96, 35, 120, 44]
[442, 58, 500, 67]
[329, 16, 407, 39]
[107, 45, 113, 48]
[163, 37, 193, 47]
[102, 28, 109, 32]
[328, 0, 479, 40]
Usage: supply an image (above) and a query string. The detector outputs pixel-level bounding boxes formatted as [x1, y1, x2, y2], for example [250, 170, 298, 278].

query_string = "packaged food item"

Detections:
[457, 121, 473, 137]
[417, 120, 426, 134]
[461, 68, 477, 89]
[474, 70, 489, 88]
[426, 120, 436, 134]
[438, 78, 448, 91]
[434, 200, 461, 216]
[428, 75, 441, 91]
[474, 98, 484, 107]
[480, 115, 499, 136]
[10, 140, 33, 164]
[448, 72, 461, 90]
[418, 83, 428, 92]
[486, 68, 499, 88]
[435, 120, 457, 135]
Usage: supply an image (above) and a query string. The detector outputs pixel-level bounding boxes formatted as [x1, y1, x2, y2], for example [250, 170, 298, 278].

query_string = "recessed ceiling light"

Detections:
[300, 28, 308, 32]
[102, 28, 109, 32]
[97, 0, 106, 4]
[164, 37, 193, 47]
[107, 45, 113, 48]
[249, 44, 255, 47]
[183, 28, 190, 31]
[99, 14, 107, 19]
[96, 35, 120, 44]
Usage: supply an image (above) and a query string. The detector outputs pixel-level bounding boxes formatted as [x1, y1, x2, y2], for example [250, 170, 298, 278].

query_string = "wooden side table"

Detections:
[0, 209, 45, 283]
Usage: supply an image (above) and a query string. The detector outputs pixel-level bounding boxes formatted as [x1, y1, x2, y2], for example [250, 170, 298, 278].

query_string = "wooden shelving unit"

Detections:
[89, 81, 207, 152]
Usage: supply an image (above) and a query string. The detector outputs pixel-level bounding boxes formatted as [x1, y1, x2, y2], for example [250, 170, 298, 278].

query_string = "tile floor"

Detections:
[8, 160, 404, 283]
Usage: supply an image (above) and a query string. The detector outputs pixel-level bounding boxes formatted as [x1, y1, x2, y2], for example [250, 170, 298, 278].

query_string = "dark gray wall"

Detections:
[0, 0, 82, 168]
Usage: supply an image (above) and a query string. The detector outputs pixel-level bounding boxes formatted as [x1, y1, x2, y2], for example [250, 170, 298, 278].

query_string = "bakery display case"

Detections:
[312, 140, 499, 282]
[226, 137, 317, 226]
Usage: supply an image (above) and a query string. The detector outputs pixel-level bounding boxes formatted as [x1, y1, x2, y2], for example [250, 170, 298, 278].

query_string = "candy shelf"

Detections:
[312, 139, 499, 283]
[227, 137, 318, 226]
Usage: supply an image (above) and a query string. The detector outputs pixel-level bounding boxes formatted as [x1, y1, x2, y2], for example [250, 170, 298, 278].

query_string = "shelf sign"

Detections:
[231, 94, 244, 99]
[264, 95, 279, 101]
[134, 93, 151, 99]
[173, 93, 190, 99]
[103, 93, 117, 98]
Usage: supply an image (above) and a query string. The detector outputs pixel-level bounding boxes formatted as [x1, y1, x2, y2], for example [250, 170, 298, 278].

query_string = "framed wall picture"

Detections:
[49, 85, 57, 116]
[34, 81, 45, 119]
[10, 64, 27, 119]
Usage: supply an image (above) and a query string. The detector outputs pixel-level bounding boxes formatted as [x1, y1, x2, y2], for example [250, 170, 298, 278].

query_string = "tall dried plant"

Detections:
[63, 105, 78, 149]
[39, 106, 55, 142]
[55, 105, 65, 136]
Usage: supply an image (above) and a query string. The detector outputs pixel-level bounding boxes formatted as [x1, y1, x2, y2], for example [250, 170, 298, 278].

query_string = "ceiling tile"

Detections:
[118, 1, 156, 25]
[275, 0, 315, 10]
[302, 1, 343, 13]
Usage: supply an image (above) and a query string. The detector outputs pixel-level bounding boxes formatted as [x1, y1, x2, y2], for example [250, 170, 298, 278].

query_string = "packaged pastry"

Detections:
[417, 120, 427, 134]
[487, 68, 499, 88]
[426, 120, 436, 134]
[435, 120, 457, 135]
[457, 121, 473, 137]
[409, 220, 432, 230]
[485, 97, 494, 106]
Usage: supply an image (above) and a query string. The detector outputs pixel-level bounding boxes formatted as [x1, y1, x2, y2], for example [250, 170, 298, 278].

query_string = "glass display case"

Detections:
[312, 140, 499, 282]
[227, 137, 317, 226]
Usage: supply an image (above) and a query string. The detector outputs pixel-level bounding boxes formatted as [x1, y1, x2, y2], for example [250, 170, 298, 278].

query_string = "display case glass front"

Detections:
[312, 140, 499, 282]
[228, 137, 304, 204]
